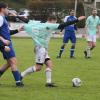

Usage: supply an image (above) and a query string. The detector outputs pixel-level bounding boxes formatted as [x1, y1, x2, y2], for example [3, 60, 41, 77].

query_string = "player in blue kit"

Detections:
[0, 2, 24, 87]
[57, 10, 78, 58]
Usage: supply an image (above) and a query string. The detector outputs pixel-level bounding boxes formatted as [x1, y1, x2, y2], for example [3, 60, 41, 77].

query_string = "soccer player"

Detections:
[57, 10, 78, 58]
[19, 15, 85, 87]
[84, 9, 100, 58]
[0, 2, 23, 87]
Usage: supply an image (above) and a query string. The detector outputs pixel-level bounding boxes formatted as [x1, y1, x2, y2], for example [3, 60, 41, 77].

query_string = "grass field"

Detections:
[0, 38, 100, 100]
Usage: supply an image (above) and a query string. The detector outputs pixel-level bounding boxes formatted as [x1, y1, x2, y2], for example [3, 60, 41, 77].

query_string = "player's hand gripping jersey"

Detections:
[86, 15, 100, 35]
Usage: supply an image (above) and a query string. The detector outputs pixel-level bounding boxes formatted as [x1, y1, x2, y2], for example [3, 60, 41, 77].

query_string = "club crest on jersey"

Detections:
[46, 27, 50, 30]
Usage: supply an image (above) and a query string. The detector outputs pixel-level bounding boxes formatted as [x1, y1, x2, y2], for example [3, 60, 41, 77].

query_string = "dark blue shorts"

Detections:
[63, 31, 76, 43]
[1, 43, 16, 60]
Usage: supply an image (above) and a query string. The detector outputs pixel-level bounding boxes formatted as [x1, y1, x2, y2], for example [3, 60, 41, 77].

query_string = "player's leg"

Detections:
[7, 57, 24, 86]
[45, 50, 57, 87]
[0, 63, 10, 77]
[70, 34, 76, 58]
[21, 46, 46, 79]
[91, 42, 96, 51]
[90, 35, 96, 51]
[57, 43, 66, 58]
[84, 35, 92, 58]
[0, 44, 23, 86]
[21, 63, 42, 79]
[45, 57, 57, 87]
[84, 41, 92, 58]
[57, 33, 69, 58]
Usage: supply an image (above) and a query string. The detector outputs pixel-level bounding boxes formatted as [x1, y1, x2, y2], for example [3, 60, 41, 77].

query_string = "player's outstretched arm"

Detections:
[58, 16, 86, 30]
[10, 27, 24, 35]
[10, 30, 19, 35]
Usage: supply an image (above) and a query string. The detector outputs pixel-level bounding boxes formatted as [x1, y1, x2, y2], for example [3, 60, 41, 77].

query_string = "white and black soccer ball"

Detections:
[72, 78, 81, 87]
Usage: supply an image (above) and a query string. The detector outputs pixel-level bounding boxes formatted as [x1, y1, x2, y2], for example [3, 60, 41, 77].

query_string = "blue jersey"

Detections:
[0, 15, 15, 59]
[0, 16, 10, 41]
[64, 15, 77, 32]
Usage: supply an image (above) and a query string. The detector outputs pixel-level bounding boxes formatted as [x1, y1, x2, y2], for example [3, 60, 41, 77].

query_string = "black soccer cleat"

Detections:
[73, 83, 76, 87]
[20, 76, 23, 81]
[87, 57, 91, 59]
[45, 83, 57, 88]
[16, 82, 24, 87]
[56, 55, 61, 59]
[70, 56, 75, 59]
[84, 51, 87, 58]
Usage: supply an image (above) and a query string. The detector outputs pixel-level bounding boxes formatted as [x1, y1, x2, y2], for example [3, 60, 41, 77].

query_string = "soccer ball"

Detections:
[72, 78, 81, 87]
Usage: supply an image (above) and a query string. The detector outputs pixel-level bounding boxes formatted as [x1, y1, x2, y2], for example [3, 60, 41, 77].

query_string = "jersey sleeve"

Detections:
[0, 16, 3, 27]
[24, 24, 34, 36]
[47, 23, 60, 30]
[64, 16, 69, 22]
[86, 17, 90, 26]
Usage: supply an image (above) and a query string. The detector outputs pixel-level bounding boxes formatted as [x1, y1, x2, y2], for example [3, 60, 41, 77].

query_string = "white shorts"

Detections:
[34, 46, 50, 64]
[87, 35, 96, 42]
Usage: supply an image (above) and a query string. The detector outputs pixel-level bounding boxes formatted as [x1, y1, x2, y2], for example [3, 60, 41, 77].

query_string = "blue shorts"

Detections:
[1, 43, 16, 60]
[63, 31, 76, 43]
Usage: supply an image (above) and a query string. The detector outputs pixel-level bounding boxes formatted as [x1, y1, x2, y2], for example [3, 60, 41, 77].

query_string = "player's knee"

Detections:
[46, 67, 52, 72]
[61, 44, 66, 49]
[92, 44, 96, 48]
[71, 45, 75, 49]
[36, 67, 42, 71]
[8, 57, 17, 67]
[45, 59, 53, 69]
[36, 64, 42, 71]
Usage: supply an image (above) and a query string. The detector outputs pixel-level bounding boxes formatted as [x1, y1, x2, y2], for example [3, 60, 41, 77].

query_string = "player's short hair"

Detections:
[0, 2, 7, 10]
[47, 15, 57, 21]
[70, 9, 75, 12]
[92, 8, 97, 11]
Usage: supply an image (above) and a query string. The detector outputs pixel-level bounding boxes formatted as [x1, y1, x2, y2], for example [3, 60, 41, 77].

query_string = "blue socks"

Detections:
[58, 45, 65, 57]
[70, 49, 75, 57]
[12, 71, 21, 85]
[70, 45, 75, 58]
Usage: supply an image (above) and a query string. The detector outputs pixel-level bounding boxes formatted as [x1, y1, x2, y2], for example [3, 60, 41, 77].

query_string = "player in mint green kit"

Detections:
[84, 9, 100, 58]
[20, 15, 85, 87]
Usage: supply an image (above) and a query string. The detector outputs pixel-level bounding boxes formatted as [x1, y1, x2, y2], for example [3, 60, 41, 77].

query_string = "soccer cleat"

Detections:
[45, 83, 57, 88]
[56, 55, 61, 59]
[84, 51, 87, 58]
[20, 76, 23, 81]
[73, 83, 76, 87]
[16, 82, 24, 87]
[87, 57, 91, 59]
[70, 56, 75, 59]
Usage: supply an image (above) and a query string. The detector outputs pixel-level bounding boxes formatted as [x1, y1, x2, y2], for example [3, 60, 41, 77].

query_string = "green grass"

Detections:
[0, 38, 100, 100]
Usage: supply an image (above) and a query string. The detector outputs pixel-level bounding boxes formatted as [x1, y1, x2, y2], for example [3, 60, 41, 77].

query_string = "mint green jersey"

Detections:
[86, 15, 100, 35]
[24, 20, 59, 48]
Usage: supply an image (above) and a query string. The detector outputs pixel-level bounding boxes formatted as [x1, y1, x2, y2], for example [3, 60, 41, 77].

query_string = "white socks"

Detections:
[21, 66, 36, 77]
[45, 68, 52, 84]
[86, 46, 91, 57]
[21, 66, 52, 84]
